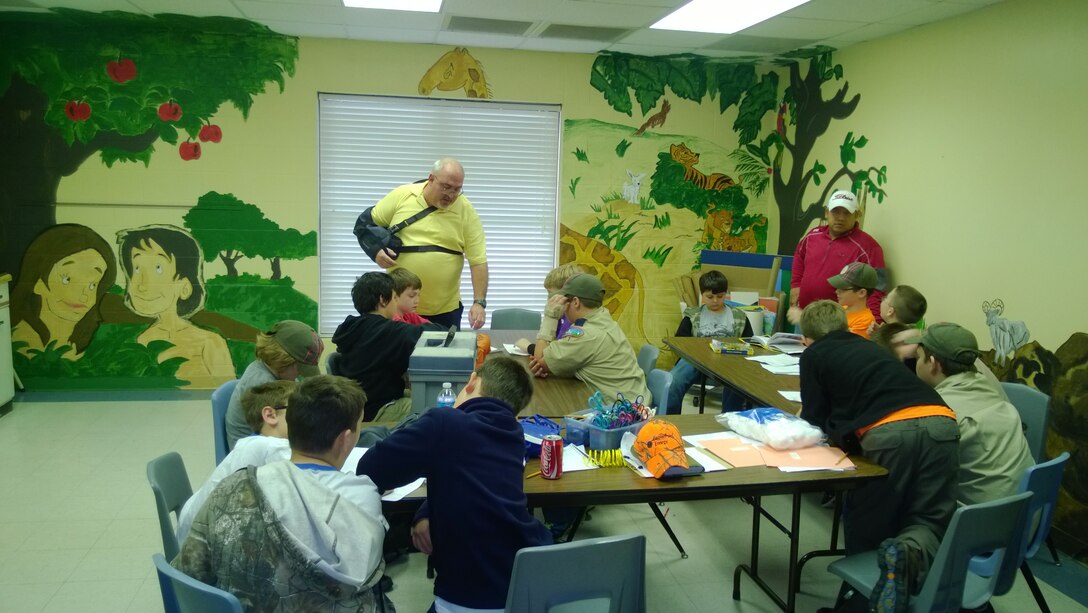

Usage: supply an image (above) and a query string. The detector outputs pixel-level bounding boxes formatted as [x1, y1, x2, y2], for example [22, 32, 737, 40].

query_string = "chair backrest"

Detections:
[505, 534, 646, 613]
[1001, 382, 1049, 462]
[491, 308, 543, 331]
[211, 379, 239, 465]
[912, 491, 1032, 612]
[153, 553, 243, 613]
[969, 452, 1071, 581]
[637, 344, 659, 379]
[147, 453, 194, 561]
[326, 351, 343, 376]
[647, 369, 671, 414]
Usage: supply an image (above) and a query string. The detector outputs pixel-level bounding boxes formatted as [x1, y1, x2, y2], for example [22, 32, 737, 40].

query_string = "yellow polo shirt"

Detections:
[371, 182, 487, 315]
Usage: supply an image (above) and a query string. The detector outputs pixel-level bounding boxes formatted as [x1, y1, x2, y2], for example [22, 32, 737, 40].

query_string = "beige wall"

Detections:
[58, 0, 1087, 350]
[823, 0, 1088, 349]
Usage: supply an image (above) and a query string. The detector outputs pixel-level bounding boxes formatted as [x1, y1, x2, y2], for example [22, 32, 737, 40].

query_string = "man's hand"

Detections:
[411, 518, 433, 555]
[468, 303, 485, 329]
[515, 338, 532, 352]
[789, 291, 799, 307]
[787, 306, 803, 325]
[528, 355, 551, 378]
[375, 248, 397, 269]
[543, 293, 569, 320]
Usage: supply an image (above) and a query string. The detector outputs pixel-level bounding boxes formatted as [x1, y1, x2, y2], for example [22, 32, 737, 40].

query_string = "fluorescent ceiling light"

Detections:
[651, 0, 810, 35]
[343, 0, 442, 12]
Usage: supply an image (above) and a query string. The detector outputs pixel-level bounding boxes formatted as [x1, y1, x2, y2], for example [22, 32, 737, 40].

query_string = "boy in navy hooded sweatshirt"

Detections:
[357, 357, 551, 612]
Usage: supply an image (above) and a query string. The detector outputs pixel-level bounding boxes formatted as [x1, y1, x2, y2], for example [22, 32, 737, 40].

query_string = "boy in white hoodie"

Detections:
[173, 375, 387, 612]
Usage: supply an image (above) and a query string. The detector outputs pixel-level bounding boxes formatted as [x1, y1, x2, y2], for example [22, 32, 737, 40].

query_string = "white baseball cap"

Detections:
[826, 190, 859, 213]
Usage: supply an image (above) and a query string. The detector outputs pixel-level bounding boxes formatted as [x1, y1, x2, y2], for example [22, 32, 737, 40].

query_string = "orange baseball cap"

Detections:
[634, 420, 704, 480]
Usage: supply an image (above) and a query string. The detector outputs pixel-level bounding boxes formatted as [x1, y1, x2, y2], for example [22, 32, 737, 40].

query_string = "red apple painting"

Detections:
[64, 100, 91, 121]
[157, 101, 182, 122]
[106, 58, 137, 83]
[179, 141, 201, 160]
[198, 124, 222, 143]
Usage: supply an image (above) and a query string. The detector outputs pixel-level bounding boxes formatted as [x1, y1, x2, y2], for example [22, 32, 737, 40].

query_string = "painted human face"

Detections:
[701, 290, 727, 313]
[34, 248, 108, 323]
[826, 206, 859, 238]
[395, 287, 420, 316]
[127, 239, 190, 317]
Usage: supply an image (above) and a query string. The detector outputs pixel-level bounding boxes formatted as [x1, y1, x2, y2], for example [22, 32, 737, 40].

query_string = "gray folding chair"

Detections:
[1001, 381, 1061, 565]
[637, 344, 659, 380]
[210, 379, 238, 464]
[491, 308, 542, 330]
[504, 534, 646, 613]
[326, 350, 343, 376]
[153, 553, 242, 613]
[147, 452, 194, 561]
[646, 368, 671, 415]
[828, 491, 1032, 612]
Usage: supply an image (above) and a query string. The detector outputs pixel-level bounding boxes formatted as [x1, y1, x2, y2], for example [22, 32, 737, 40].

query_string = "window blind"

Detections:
[317, 93, 561, 334]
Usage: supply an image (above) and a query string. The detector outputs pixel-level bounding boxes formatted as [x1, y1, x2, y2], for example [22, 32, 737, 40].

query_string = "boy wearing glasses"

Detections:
[369, 157, 489, 330]
[176, 380, 295, 542]
[828, 262, 878, 339]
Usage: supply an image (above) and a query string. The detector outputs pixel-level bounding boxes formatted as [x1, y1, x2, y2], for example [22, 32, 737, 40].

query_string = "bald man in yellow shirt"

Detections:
[371, 158, 488, 329]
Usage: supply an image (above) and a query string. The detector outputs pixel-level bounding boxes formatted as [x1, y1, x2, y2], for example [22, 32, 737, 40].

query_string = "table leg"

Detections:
[697, 372, 707, 414]
[648, 502, 688, 559]
[797, 492, 846, 577]
[733, 494, 804, 612]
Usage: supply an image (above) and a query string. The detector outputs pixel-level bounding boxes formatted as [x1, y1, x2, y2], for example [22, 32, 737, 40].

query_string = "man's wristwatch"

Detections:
[472, 299, 487, 308]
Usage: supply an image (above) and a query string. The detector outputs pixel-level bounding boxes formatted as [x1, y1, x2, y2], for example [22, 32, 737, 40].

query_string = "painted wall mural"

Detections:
[418, 47, 492, 99]
[0, 9, 298, 277]
[2, 10, 313, 390]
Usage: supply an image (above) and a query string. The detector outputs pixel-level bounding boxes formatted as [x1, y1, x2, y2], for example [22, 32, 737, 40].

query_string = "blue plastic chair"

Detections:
[211, 379, 239, 464]
[147, 453, 193, 561]
[969, 452, 1070, 612]
[637, 344, 659, 380]
[828, 491, 1032, 612]
[504, 534, 646, 612]
[646, 368, 671, 415]
[153, 553, 242, 613]
[326, 351, 343, 376]
[491, 308, 542, 331]
[1001, 382, 1049, 463]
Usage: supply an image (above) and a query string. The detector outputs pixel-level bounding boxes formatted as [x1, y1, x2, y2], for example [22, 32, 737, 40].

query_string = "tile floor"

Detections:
[0, 393, 1083, 612]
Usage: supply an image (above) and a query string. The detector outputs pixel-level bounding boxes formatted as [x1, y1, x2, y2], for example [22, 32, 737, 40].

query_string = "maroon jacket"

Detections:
[791, 224, 886, 319]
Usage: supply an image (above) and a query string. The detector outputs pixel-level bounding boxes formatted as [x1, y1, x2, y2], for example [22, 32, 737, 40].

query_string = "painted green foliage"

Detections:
[183, 191, 316, 280]
[589, 48, 889, 253]
[0, 8, 299, 275]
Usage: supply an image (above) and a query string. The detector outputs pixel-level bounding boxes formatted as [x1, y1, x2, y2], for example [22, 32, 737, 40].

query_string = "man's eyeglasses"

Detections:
[273, 405, 288, 411]
[436, 181, 462, 196]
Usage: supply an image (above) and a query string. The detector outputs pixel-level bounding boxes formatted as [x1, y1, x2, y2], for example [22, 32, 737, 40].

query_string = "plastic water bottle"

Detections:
[436, 382, 455, 409]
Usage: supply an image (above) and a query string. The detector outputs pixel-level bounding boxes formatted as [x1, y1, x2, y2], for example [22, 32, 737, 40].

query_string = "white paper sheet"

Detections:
[342, 447, 369, 474]
[747, 353, 800, 366]
[779, 390, 803, 402]
[561, 444, 600, 472]
[682, 431, 740, 448]
[731, 291, 759, 306]
[762, 364, 801, 376]
[503, 343, 529, 356]
[381, 478, 426, 501]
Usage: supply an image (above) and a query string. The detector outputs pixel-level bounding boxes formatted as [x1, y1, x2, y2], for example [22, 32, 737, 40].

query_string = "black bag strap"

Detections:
[399, 245, 463, 256]
[388, 206, 437, 235]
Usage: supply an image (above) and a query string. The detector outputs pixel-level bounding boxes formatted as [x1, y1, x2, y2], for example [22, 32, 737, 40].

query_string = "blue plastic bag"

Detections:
[518, 414, 560, 458]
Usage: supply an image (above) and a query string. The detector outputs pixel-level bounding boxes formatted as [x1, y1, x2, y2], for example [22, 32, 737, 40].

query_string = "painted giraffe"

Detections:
[418, 47, 493, 99]
[558, 224, 646, 341]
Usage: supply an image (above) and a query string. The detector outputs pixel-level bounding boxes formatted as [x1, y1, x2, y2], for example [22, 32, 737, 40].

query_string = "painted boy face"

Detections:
[395, 287, 420, 315]
[701, 290, 727, 313]
[34, 248, 107, 323]
[127, 239, 190, 317]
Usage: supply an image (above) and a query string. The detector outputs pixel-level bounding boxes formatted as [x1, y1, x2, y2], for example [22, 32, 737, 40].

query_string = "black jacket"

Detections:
[332, 313, 443, 420]
[799, 330, 948, 453]
[356, 397, 552, 609]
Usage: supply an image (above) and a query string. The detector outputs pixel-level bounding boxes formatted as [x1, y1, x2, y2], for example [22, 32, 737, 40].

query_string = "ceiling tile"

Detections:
[516, 37, 606, 53]
[785, 0, 938, 22]
[615, 27, 727, 47]
[606, 42, 700, 56]
[821, 21, 914, 43]
[260, 18, 347, 38]
[344, 24, 436, 44]
[882, 1, 984, 26]
[443, 0, 552, 21]
[129, 0, 245, 17]
[742, 16, 867, 40]
[235, 0, 442, 28]
[702, 34, 817, 55]
[548, 0, 672, 27]
[434, 30, 529, 49]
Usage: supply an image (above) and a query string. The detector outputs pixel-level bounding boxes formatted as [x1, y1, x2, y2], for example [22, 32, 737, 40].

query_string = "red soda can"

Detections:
[540, 434, 563, 480]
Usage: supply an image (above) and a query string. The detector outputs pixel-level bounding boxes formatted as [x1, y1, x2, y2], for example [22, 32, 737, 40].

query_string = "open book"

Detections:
[743, 332, 806, 354]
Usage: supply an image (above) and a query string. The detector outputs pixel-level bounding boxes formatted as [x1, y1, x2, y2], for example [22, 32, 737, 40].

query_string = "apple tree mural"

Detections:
[590, 47, 888, 254]
[0, 8, 299, 275]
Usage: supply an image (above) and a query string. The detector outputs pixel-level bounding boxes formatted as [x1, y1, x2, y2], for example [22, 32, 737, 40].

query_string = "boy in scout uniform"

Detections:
[516, 273, 650, 404]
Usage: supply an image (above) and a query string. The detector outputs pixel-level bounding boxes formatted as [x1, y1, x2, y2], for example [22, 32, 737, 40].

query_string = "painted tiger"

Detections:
[670, 143, 736, 191]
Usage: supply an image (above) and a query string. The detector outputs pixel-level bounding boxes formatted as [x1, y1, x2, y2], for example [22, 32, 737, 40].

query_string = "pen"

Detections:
[526, 471, 541, 479]
[834, 452, 849, 466]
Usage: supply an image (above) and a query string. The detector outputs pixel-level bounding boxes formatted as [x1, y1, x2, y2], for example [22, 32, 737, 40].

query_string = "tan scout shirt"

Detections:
[543, 308, 650, 404]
